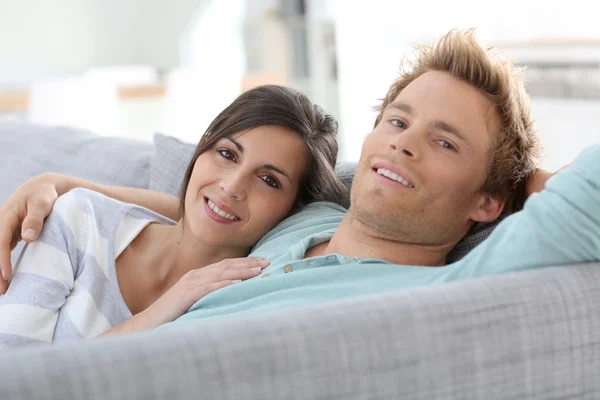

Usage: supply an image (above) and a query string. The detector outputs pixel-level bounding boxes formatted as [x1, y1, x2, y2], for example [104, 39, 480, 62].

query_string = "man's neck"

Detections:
[305, 212, 451, 266]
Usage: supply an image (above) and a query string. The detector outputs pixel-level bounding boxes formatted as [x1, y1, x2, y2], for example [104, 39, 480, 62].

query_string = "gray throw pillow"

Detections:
[148, 133, 501, 262]
[149, 133, 196, 197]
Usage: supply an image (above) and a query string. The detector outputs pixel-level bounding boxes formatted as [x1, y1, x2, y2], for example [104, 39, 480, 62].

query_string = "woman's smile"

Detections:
[203, 196, 241, 224]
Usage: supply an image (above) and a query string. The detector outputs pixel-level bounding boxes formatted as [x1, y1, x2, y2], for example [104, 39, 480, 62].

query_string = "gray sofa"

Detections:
[1, 119, 599, 399]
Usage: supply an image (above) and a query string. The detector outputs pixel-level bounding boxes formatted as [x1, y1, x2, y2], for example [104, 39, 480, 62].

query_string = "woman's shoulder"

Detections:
[54, 188, 175, 230]
[54, 188, 129, 218]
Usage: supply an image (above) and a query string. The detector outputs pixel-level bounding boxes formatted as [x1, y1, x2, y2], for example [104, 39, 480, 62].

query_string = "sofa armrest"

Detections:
[1, 263, 599, 400]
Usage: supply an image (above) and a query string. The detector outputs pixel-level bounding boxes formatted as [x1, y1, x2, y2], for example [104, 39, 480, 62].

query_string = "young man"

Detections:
[1, 30, 598, 330]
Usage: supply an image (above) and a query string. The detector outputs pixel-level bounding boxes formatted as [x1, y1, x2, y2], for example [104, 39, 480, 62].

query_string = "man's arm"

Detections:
[0, 173, 180, 288]
[451, 143, 600, 279]
[60, 174, 181, 221]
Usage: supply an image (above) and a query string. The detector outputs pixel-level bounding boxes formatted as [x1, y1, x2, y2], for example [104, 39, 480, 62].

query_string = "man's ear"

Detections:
[470, 193, 505, 223]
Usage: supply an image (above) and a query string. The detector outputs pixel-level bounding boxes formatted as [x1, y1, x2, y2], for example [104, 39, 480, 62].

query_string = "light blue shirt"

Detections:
[170, 143, 600, 327]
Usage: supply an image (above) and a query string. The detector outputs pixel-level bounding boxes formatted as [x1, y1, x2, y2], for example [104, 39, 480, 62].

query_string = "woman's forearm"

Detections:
[100, 310, 160, 337]
[65, 175, 181, 221]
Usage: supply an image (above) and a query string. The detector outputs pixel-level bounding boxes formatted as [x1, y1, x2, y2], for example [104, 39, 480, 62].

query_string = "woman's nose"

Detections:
[220, 173, 246, 201]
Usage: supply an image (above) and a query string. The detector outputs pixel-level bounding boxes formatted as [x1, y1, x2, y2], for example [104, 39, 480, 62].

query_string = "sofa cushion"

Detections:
[149, 133, 501, 261]
[149, 133, 196, 197]
[1, 262, 598, 399]
[0, 118, 153, 268]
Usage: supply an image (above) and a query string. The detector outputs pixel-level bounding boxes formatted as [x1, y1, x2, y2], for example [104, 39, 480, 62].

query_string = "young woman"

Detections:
[0, 85, 347, 347]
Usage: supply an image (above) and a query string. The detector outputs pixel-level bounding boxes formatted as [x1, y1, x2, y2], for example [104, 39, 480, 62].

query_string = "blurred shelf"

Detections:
[0, 91, 28, 113]
[0, 83, 167, 113]
[118, 83, 167, 100]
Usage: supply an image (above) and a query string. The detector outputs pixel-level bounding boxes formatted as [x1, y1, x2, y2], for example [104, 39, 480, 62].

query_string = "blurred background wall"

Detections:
[1, 0, 599, 170]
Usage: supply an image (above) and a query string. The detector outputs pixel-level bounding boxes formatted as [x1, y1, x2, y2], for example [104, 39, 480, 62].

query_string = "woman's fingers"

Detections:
[216, 266, 264, 281]
[207, 257, 269, 271]
[202, 257, 269, 281]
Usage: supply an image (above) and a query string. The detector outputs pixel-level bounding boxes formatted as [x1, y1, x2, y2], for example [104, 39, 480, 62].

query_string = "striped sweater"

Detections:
[0, 188, 174, 348]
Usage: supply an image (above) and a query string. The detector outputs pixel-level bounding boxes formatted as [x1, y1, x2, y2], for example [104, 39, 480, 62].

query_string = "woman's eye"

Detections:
[218, 149, 237, 162]
[437, 140, 457, 152]
[390, 119, 407, 129]
[261, 175, 281, 189]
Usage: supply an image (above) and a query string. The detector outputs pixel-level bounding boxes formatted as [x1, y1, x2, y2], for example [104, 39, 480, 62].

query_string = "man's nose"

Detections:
[389, 125, 422, 158]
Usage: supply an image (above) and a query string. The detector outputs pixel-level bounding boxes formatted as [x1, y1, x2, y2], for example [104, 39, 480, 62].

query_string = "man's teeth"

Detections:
[376, 168, 414, 188]
[207, 200, 240, 220]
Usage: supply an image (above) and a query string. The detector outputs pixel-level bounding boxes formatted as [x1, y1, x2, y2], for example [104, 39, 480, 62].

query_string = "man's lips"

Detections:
[371, 162, 415, 188]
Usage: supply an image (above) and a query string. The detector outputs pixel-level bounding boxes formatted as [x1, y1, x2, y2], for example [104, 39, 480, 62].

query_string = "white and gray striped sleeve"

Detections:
[0, 197, 77, 348]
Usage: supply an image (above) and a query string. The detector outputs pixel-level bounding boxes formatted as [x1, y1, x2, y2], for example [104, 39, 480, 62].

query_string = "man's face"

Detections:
[351, 70, 503, 247]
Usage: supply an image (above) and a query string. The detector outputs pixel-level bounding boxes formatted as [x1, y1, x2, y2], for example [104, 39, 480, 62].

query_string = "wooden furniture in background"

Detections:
[0, 83, 168, 113]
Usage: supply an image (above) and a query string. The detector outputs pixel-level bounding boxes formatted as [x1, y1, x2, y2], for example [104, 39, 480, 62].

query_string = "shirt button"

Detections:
[260, 273, 270, 278]
[284, 265, 293, 273]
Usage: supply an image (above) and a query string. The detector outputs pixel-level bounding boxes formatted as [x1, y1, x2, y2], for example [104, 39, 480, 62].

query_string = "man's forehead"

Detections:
[388, 73, 501, 140]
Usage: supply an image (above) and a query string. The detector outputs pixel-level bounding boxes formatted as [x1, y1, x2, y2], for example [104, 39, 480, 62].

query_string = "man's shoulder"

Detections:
[252, 202, 346, 251]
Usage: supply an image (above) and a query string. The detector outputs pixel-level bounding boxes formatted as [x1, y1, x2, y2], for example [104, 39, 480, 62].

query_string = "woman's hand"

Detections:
[101, 257, 270, 336]
[0, 173, 74, 292]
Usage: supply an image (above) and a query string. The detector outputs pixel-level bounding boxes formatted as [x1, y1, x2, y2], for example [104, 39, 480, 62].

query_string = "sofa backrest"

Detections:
[0, 118, 154, 266]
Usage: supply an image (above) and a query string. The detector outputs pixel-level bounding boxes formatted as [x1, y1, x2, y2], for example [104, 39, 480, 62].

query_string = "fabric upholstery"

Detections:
[1, 263, 598, 399]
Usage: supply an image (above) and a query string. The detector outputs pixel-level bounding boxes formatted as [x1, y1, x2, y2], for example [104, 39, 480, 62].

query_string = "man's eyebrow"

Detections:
[432, 120, 470, 145]
[386, 102, 413, 115]
[226, 137, 244, 152]
[385, 103, 470, 145]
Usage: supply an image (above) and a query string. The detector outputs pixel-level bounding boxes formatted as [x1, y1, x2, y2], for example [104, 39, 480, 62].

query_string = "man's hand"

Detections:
[0, 173, 73, 293]
[525, 162, 572, 199]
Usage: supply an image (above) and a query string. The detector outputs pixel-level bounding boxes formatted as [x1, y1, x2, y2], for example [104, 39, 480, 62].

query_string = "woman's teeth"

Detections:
[207, 199, 240, 220]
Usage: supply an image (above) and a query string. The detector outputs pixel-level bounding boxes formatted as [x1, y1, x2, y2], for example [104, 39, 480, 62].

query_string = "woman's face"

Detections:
[184, 125, 310, 249]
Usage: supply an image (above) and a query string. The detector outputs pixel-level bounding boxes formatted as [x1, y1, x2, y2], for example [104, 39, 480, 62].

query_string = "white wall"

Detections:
[0, 0, 204, 86]
[531, 98, 600, 170]
[332, 0, 600, 164]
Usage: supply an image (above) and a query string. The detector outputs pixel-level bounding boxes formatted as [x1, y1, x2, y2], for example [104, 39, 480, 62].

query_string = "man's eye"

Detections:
[218, 149, 237, 162]
[261, 175, 281, 189]
[437, 140, 457, 152]
[390, 119, 407, 129]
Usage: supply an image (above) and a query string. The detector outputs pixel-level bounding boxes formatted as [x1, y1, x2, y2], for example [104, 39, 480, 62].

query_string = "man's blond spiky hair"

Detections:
[375, 29, 541, 211]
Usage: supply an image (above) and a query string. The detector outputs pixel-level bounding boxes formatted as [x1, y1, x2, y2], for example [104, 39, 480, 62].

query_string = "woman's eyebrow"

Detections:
[264, 164, 291, 182]
[226, 137, 244, 152]
[225, 137, 292, 182]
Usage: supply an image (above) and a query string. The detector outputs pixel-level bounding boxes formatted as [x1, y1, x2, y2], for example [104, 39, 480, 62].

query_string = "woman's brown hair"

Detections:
[179, 85, 347, 216]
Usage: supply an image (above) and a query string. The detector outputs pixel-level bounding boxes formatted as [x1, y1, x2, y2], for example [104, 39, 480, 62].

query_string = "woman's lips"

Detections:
[203, 197, 241, 224]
